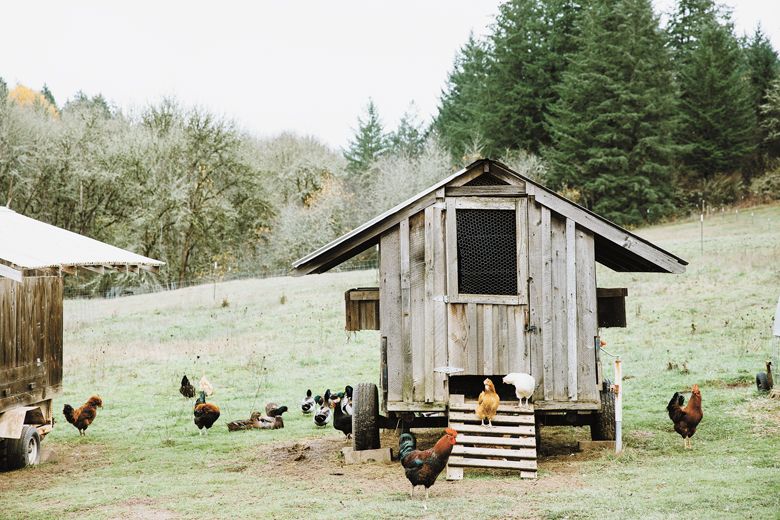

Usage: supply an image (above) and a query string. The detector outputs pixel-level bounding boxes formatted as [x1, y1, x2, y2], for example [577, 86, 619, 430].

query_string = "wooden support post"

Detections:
[614, 357, 623, 454]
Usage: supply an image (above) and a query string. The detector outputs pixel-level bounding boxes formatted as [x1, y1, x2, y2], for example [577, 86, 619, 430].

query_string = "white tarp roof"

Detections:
[0, 206, 163, 270]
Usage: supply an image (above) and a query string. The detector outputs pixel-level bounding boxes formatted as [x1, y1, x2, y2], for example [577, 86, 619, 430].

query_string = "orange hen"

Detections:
[476, 378, 500, 428]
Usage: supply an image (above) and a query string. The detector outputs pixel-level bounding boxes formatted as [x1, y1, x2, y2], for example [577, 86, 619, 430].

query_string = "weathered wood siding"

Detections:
[526, 200, 599, 403]
[0, 276, 63, 412]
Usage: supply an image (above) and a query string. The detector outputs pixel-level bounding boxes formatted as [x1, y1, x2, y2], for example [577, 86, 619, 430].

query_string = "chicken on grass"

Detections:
[476, 378, 500, 428]
[331, 396, 352, 439]
[62, 395, 103, 436]
[667, 384, 703, 449]
[179, 374, 196, 398]
[399, 428, 458, 510]
[194, 391, 221, 435]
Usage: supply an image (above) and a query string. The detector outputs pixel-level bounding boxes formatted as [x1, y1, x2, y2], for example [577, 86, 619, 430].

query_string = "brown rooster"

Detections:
[62, 395, 103, 436]
[476, 378, 500, 427]
[399, 427, 458, 509]
[194, 391, 220, 435]
[667, 384, 703, 449]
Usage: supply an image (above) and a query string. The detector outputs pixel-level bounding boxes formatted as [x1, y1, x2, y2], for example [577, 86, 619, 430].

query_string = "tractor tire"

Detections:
[591, 379, 616, 441]
[756, 372, 770, 392]
[3, 425, 41, 470]
[353, 382, 380, 451]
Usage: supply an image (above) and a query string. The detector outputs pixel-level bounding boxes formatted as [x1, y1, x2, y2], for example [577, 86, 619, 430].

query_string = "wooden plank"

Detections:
[596, 288, 628, 297]
[424, 206, 435, 403]
[541, 207, 554, 400]
[516, 197, 529, 303]
[534, 400, 600, 411]
[446, 294, 521, 305]
[448, 423, 536, 436]
[448, 412, 535, 425]
[452, 445, 537, 459]
[566, 218, 578, 400]
[400, 218, 413, 403]
[449, 402, 536, 414]
[482, 305, 493, 374]
[527, 200, 543, 397]
[454, 198, 516, 211]
[455, 435, 537, 448]
[409, 212, 426, 402]
[447, 304, 468, 374]
[467, 303, 478, 374]
[497, 305, 508, 374]
[445, 198, 458, 298]
[576, 228, 599, 401]
[448, 163, 488, 187]
[445, 186, 526, 197]
[448, 457, 537, 471]
[347, 289, 380, 301]
[532, 189, 685, 274]
[432, 206, 448, 402]
[551, 215, 568, 401]
[380, 228, 403, 402]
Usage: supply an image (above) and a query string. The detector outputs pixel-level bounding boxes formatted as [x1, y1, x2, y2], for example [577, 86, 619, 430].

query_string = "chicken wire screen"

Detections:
[455, 209, 517, 295]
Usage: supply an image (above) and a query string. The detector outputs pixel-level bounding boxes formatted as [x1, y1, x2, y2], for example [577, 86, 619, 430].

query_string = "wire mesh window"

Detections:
[456, 209, 517, 295]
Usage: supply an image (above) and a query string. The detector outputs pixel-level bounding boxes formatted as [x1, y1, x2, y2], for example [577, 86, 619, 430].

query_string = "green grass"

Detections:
[1, 205, 779, 519]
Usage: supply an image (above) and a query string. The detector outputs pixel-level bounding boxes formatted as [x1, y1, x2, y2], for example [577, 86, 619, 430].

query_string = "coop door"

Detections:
[444, 197, 530, 376]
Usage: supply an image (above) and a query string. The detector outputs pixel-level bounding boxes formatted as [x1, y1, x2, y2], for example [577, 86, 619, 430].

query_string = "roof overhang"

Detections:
[0, 207, 164, 281]
[292, 159, 687, 276]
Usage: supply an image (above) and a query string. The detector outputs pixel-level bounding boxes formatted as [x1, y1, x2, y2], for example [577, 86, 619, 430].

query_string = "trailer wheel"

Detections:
[353, 383, 380, 451]
[591, 380, 616, 441]
[756, 372, 770, 392]
[3, 426, 41, 470]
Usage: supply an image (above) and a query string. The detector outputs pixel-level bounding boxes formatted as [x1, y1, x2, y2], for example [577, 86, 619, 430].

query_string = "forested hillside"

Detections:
[2, 0, 779, 290]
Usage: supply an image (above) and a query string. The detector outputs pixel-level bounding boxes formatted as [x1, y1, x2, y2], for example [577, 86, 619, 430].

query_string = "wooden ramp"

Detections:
[446, 394, 538, 480]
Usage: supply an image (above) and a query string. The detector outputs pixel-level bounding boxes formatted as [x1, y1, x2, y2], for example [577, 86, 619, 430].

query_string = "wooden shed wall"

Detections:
[380, 191, 600, 409]
[0, 276, 63, 411]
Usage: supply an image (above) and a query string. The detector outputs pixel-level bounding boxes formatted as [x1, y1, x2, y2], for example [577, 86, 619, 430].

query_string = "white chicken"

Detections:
[502, 373, 536, 409]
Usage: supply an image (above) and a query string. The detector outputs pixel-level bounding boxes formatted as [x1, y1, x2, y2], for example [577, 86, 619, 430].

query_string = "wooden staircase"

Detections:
[446, 394, 538, 480]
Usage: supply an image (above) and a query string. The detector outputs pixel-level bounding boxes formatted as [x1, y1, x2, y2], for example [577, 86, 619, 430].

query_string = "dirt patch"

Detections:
[704, 375, 754, 388]
[232, 428, 591, 519]
[0, 439, 109, 491]
[88, 499, 180, 520]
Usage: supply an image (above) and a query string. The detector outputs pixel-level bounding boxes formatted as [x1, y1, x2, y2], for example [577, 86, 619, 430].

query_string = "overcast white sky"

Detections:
[0, 1, 775, 149]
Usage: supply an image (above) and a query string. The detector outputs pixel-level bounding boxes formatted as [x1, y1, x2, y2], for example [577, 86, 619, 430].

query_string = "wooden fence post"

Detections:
[614, 357, 623, 454]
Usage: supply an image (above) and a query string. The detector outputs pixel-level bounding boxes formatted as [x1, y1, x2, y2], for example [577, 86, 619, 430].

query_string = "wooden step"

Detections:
[456, 434, 536, 448]
[449, 422, 536, 436]
[453, 445, 537, 459]
[450, 402, 536, 415]
[448, 411, 535, 425]
[448, 456, 537, 471]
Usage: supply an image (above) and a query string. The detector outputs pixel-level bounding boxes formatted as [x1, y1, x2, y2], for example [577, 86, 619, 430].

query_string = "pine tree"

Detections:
[387, 103, 426, 158]
[760, 78, 780, 159]
[481, 0, 580, 157]
[434, 33, 490, 163]
[343, 99, 387, 180]
[744, 27, 780, 167]
[675, 21, 756, 179]
[41, 84, 57, 109]
[666, 0, 717, 62]
[546, 0, 678, 225]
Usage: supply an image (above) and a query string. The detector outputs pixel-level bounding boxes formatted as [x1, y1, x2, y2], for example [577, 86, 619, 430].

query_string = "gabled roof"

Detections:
[0, 207, 163, 281]
[292, 159, 687, 275]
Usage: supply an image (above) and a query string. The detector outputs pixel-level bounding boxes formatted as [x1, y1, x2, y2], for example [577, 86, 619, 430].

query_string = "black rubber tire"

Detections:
[3, 425, 41, 471]
[756, 372, 770, 392]
[591, 380, 616, 441]
[352, 382, 380, 451]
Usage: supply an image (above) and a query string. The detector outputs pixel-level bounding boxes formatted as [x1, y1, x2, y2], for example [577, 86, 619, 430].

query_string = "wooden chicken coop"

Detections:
[293, 159, 687, 476]
[0, 207, 162, 471]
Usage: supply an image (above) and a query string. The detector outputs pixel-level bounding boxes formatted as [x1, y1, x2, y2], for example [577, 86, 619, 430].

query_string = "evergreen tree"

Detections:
[666, 0, 717, 62]
[675, 21, 756, 179]
[0, 76, 7, 99]
[760, 78, 780, 159]
[343, 99, 387, 179]
[387, 103, 426, 158]
[744, 27, 780, 166]
[481, 0, 580, 157]
[546, 0, 678, 225]
[434, 33, 490, 162]
[41, 84, 57, 109]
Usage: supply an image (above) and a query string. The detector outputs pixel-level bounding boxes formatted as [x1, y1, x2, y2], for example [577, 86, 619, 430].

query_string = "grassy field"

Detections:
[1, 204, 779, 519]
